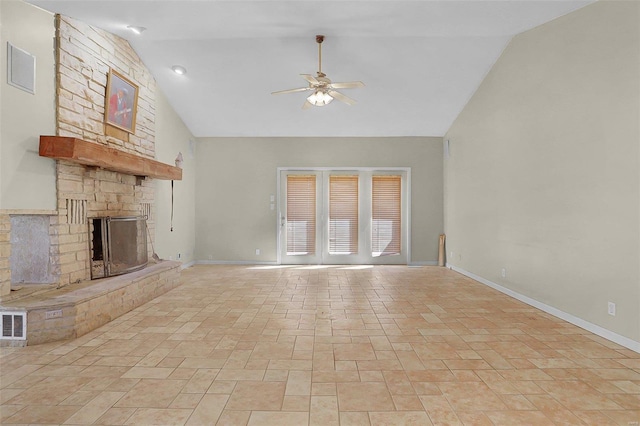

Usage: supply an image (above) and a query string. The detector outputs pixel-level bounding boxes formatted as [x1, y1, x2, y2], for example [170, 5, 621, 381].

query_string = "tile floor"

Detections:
[1, 265, 639, 425]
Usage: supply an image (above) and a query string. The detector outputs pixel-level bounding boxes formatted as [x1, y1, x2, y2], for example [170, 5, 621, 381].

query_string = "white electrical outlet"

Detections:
[255, 249, 261, 255]
[608, 302, 616, 316]
[501, 268, 506, 278]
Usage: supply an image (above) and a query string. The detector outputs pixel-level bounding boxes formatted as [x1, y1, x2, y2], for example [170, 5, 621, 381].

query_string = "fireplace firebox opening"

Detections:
[90, 215, 148, 279]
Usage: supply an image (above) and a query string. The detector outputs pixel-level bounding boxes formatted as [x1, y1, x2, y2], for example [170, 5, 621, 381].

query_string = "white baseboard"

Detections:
[196, 260, 279, 266]
[408, 261, 438, 266]
[448, 264, 640, 354]
[180, 261, 196, 270]
[197, 260, 437, 267]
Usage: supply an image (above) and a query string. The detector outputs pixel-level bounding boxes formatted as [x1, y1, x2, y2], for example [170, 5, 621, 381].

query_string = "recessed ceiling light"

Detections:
[172, 65, 187, 75]
[127, 25, 146, 35]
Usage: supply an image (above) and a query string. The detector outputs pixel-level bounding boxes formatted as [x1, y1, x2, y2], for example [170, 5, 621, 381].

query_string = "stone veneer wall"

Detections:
[53, 15, 158, 286]
[0, 214, 10, 295]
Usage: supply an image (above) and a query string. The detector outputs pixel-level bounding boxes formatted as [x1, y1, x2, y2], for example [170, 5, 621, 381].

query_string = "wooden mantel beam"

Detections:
[39, 136, 182, 181]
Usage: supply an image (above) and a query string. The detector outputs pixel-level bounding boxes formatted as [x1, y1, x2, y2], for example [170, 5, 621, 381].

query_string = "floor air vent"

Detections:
[1, 312, 26, 340]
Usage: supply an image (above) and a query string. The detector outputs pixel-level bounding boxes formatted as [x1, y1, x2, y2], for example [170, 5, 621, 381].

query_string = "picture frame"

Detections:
[104, 68, 138, 133]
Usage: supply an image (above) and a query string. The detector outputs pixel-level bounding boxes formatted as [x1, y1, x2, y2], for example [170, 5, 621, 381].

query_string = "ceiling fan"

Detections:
[272, 35, 364, 109]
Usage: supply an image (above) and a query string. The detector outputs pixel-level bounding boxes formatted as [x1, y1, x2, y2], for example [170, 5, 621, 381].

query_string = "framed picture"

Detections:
[105, 68, 138, 133]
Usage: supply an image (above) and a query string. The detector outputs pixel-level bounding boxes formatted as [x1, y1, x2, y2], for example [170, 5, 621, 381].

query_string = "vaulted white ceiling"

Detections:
[28, 0, 593, 137]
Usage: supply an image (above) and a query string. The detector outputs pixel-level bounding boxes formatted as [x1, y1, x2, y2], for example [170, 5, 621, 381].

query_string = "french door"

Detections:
[278, 169, 409, 265]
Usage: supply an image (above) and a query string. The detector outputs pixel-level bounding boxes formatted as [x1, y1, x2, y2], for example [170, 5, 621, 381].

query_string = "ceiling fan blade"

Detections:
[328, 90, 356, 106]
[329, 81, 365, 89]
[301, 74, 319, 85]
[272, 87, 311, 95]
[302, 100, 314, 110]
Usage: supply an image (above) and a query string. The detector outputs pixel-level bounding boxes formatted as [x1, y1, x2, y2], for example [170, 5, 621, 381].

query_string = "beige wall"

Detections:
[0, 0, 56, 210]
[155, 91, 196, 265]
[195, 137, 443, 263]
[444, 1, 640, 342]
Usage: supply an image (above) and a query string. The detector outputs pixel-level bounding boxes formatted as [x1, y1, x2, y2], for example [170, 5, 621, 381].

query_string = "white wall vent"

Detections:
[1, 311, 27, 340]
[7, 42, 36, 94]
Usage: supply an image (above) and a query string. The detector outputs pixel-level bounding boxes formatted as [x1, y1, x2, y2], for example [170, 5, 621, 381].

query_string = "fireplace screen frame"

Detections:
[90, 215, 148, 279]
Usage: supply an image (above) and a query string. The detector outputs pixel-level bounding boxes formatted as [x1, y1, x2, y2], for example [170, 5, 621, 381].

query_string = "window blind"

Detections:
[286, 175, 316, 255]
[372, 175, 401, 256]
[329, 175, 358, 254]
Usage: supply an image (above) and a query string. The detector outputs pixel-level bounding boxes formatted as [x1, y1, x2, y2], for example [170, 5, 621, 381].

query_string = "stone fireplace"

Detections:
[0, 13, 184, 346]
[0, 12, 165, 296]
[36, 134, 180, 286]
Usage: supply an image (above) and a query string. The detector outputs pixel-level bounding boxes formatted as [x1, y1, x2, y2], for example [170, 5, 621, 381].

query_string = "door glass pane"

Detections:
[329, 175, 358, 254]
[287, 175, 316, 255]
[372, 175, 401, 256]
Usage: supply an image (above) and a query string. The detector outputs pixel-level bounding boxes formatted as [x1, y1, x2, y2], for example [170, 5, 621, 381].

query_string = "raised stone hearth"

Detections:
[0, 261, 181, 346]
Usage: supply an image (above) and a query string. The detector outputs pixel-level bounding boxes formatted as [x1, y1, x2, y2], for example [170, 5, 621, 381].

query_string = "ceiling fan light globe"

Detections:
[307, 91, 333, 107]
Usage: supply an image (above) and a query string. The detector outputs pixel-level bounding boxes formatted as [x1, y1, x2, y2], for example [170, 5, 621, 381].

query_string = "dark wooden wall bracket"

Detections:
[39, 136, 182, 180]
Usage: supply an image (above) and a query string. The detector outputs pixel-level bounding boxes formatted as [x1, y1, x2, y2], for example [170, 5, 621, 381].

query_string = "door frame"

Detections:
[276, 167, 412, 265]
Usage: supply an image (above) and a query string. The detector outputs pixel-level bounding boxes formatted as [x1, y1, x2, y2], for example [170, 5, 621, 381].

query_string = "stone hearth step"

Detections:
[0, 260, 182, 346]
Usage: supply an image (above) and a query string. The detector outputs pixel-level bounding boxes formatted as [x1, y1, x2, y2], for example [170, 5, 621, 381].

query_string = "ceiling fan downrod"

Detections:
[316, 35, 325, 78]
